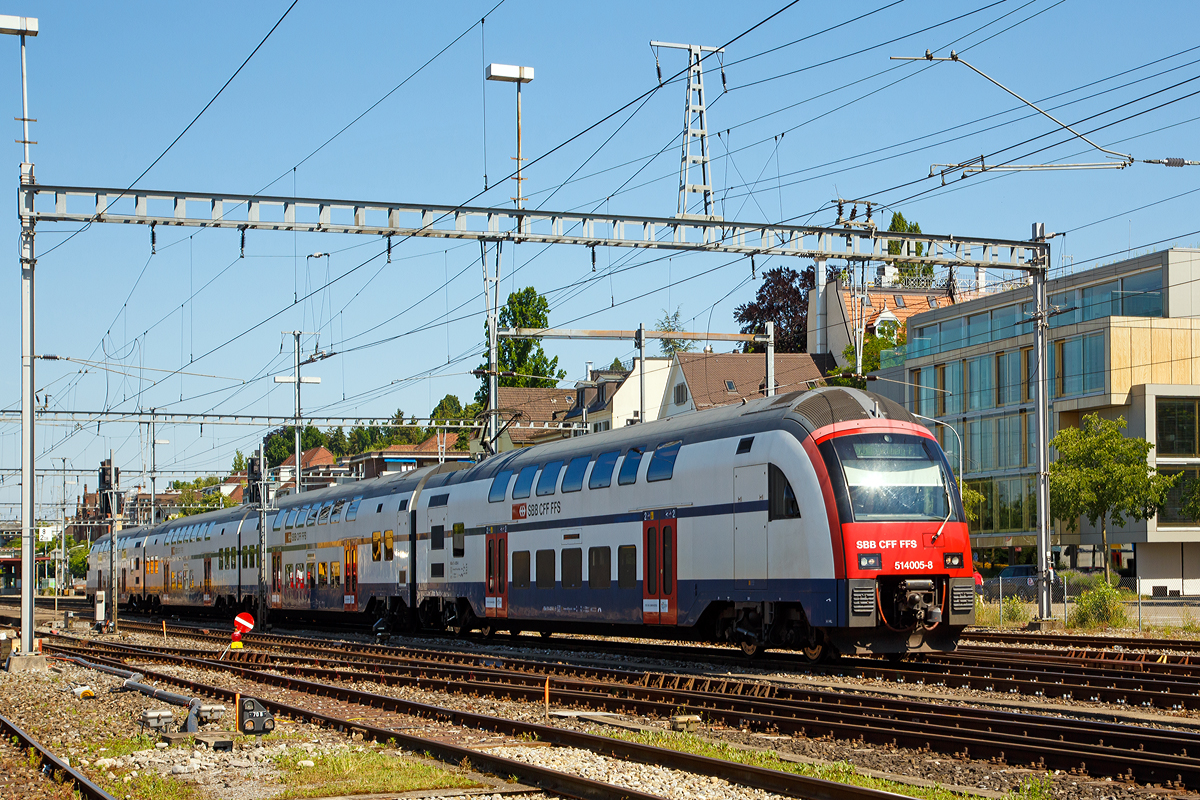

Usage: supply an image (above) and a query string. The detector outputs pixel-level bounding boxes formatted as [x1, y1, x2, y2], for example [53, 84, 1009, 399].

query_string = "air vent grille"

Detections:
[851, 586, 875, 615]
[951, 584, 975, 614]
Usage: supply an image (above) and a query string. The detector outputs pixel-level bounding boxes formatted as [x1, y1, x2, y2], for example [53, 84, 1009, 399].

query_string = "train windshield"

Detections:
[830, 433, 956, 522]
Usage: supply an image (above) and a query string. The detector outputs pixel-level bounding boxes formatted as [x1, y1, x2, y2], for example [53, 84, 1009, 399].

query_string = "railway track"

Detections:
[52, 630, 1200, 788]
[44, 636, 906, 800]
[0, 708, 118, 800]
[964, 629, 1200, 656]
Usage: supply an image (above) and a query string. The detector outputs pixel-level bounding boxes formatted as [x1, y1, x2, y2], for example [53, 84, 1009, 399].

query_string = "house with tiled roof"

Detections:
[468, 386, 580, 453]
[273, 446, 349, 495]
[808, 277, 957, 370]
[658, 351, 824, 417]
[343, 435, 471, 480]
[560, 357, 672, 433]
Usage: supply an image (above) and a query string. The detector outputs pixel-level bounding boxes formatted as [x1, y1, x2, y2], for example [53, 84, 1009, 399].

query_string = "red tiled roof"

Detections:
[841, 291, 941, 332]
[278, 447, 335, 469]
[676, 352, 824, 409]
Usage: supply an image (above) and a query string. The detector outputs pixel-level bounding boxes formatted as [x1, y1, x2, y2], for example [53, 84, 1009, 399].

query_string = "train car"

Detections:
[84, 386, 975, 659]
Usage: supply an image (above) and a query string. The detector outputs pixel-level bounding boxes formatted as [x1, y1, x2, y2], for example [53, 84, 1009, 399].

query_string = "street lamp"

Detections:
[485, 63, 534, 210]
[4, 12, 39, 662]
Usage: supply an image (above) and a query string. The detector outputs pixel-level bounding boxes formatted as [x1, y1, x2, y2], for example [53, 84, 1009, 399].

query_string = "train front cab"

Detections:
[812, 421, 976, 656]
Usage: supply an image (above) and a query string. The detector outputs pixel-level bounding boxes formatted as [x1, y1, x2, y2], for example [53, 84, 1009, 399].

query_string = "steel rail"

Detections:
[53, 636, 1200, 788]
[964, 629, 1200, 654]
[0, 709, 119, 800]
[46, 639, 906, 800]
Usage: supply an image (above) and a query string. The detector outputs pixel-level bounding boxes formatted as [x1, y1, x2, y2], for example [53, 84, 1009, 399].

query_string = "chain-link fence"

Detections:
[973, 571, 1200, 632]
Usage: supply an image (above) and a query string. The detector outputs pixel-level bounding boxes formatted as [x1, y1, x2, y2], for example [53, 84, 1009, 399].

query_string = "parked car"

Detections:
[982, 565, 1064, 601]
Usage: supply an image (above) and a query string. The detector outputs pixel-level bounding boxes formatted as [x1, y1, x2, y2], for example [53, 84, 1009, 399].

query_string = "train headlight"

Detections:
[944, 553, 964, 569]
[858, 553, 883, 570]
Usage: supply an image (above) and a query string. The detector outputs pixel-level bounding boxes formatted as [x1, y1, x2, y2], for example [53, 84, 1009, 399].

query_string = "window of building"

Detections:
[535, 549, 555, 589]
[913, 324, 938, 358]
[617, 544, 637, 588]
[893, 295, 906, 308]
[768, 463, 801, 520]
[1158, 399, 1198, 456]
[618, 447, 644, 485]
[372, 531, 382, 562]
[1121, 269, 1163, 317]
[724, 380, 737, 392]
[561, 456, 589, 493]
[862, 295, 872, 307]
[647, 441, 682, 482]
[998, 351, 1021, 406]
[967, 312, 990, 345]
[673, 383, 688, 405]
[512, 465, 538, 499]
[1021, 347, 1036, 402]
[927, 296, 939, 309]
[1055, 337, 1083, 397]
[990, 305, 1018, 342]
[917, 368, 935, 417]
[588, 547, 611, 589]
[592, 420, 611, 433]
[489, 470, 513, 503]
[937, 361, 962, 415]
[385, 530, 394, 561]
[939, 317, 963, 351]
[589, 450, 619, 489]
[1159, 467, 1198, 525]
[1083, 280, 1118, 321]
[967, 355, 995, 411]
[512, 550, 531, 588]
[1084, 333, 1105, 393]
[1049, 290, 1077, 328]
[562, 548, 582, 588]
[536, 461, 564, 496]
[430, 525, 444, 551]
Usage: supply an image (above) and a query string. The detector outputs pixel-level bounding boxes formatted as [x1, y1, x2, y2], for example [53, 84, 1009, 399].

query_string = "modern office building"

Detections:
[880, 247, 1200, 592]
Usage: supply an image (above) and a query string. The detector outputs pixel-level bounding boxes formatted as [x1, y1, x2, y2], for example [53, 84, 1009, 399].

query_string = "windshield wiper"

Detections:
[932, 485, 953, 543]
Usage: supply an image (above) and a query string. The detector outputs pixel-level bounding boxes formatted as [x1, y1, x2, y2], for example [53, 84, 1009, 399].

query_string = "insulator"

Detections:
[386, 234, 392, 263]
[836, 200, 844, 222]
[591, 246, 596, 272]
[751, 255, 756, 279]
[1165, 157, 1185, 168]
[239, 227, 246, 259]
[656, 58, 662, 86]
[150, 222, 156, 255]
[849, 205, 857, 221]
[721, 67, 727, 92]
[866, 202, 873, 223]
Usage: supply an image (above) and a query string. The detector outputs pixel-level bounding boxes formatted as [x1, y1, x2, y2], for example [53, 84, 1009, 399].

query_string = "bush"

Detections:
[1068, 581, 1128, 628]
[1002, 595, 1031, 624]
[974, 595, 1000, 627]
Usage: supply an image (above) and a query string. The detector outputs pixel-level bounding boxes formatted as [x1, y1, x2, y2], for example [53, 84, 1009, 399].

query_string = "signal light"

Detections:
[858, 553, 882, 570]
[944, 553, 964, 569]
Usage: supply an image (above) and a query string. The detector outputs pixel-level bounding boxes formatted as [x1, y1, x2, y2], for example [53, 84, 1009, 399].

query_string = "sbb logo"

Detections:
[512, 503, 527, 521]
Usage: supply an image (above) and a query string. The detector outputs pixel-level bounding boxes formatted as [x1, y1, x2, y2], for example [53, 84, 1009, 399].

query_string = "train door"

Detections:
[343, 540, 358, 612]
[484, 526, 508, 618]
[271, 550, 282, 608]
[203, 558, 212, 604]
[307, 551, 317, 610]
[162, 559, 169, 601]
[733, 465, 769, 580]
[642, 509, 677, 625]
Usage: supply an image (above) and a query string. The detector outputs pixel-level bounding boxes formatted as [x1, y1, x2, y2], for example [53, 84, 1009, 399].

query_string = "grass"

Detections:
[85, 733, 157, 760]
[268, 747, 481, 799]
[100, 772, 202, 800]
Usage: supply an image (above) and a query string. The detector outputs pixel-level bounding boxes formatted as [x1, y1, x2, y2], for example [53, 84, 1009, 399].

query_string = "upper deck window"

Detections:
[646, 441, 682, 483]
[618, 447, 644, 486]
[588, 451, 619, 489]
[512, 465, 538, 500]
[536, 461, 564, 496]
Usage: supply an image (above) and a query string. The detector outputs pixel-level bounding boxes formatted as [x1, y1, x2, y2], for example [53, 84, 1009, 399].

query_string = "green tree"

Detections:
[609, 356, 624, 371]
[888, 212, 929, 281]
[655, 306, 696, 357]
[430, 395, 471, 451]
[169, 476, 238, 517]
[1049, 414, 1179, 582]
[325, 426, 348, 458]
[475, 287, 566, 405]
[959, 480, 987, 524]
[825, 322, 907, 388]
[68, 544, 89, 579]
[231, 450, 246, 472]
[264, 432, 292, 467]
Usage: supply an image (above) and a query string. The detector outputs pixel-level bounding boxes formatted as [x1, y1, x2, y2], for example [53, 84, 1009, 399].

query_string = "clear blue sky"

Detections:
[2, 0, 1198, 516]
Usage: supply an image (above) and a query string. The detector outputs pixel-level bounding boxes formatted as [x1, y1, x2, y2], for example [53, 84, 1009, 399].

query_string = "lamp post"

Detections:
[5, 12, 38, 660]
[485, 63, 534, 210]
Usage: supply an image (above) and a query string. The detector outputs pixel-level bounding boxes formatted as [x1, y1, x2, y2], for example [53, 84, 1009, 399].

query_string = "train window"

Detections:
[768, 464, 802, 520]
[243, 547, 249, 569]
[400, 499, 408, 511]
[737, 437, 754, 454]
[662, 526, 674, 595]
[562, 548, 583, 588]
[204, 523, 213, 540]
[618, 447, 644, 485]
[397, 568, 406, 585]
[331, 499, 345, 524]
[561, 457, 589, 493]
[589, 451, 619, 489]
[331, 561, 341, 586]
[588, 547, 611, 589]
[284, 508, 298, 529]
[372, 531, 382, 562]
[646, 441, 682, 483]
[430, 562, 445, 578]
[451, 524, 464, 558]
[219, 548, 225, 570]
[535, 549, 556, 589]
[513, 551, 531, 588]
[646, 528, 658, 594]
[489, 470, 514, 503]
[318, 562, 328, 586]
[536, 461, 564, 496]
[385, 530, 394, 561]
[512, 465, 538, 499]
[307, 505, 320, 526]
[286, 564, 294, 588]
[345, 496, 364, 521]
[377, 503, 384, 513]
[617, 545, 637, 589]
[318, 502, 332, 525]
[429, 494, 449, 507]
[430, 525, 444, 551]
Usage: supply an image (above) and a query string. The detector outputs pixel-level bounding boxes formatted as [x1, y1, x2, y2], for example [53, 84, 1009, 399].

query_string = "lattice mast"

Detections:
[651, 41, 723, 220]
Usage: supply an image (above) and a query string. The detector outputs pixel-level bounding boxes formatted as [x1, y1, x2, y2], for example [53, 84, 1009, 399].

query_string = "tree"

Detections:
[1049, 414, 1179, 582]
[325, 426, 348, 458]
[888, 212, 929, 281]
[655, 306, 696, 357]
[609, 356, 624, 371]
[170, 476, 238, 517]
[824, 322, 907, 388]
[734, 265, 813, 354]
[231, 450, 246, 472]
[475, 287, 566, 406]
[264, 432, 292, 467]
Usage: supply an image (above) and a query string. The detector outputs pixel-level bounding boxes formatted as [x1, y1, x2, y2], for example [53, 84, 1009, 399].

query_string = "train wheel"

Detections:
[739, 638, 762, 658]
[478, 623, 495, 640]
[540, 630, 553, 639]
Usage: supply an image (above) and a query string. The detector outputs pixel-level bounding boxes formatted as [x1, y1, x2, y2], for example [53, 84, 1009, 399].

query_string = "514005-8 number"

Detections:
[894, 560, 933, 571]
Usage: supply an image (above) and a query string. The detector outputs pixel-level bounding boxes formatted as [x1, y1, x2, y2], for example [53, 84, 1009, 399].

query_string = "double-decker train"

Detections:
[88, 386, 975, 659]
